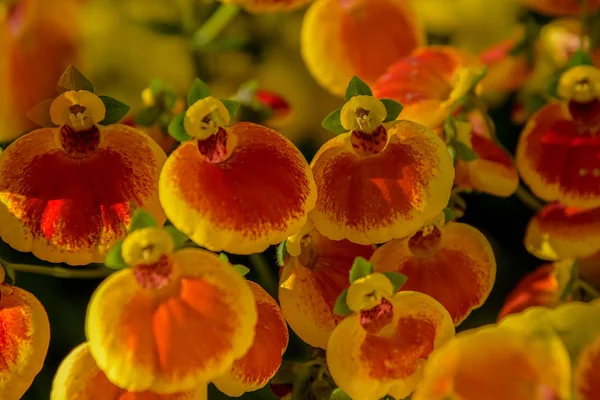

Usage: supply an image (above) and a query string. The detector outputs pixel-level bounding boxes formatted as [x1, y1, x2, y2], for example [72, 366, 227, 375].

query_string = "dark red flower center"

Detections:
[350, 125, 388, 156]
[59, 124, 101, 158]
[134, 254, 173, 290]
[408, 225, 442, 257]
[360, 297, 394, 334]
[197, 127, 230, 163]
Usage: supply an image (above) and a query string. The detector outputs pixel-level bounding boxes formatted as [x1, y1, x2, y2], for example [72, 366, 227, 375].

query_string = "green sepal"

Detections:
[443, 207, 456, 223]
[523, 93, 547, 114]
[333, 288, 352, 316]
[560, 260, 579, 301]
[345, 76, 372, 101]
[322, 108, 347, 135]
[163, 225, 189, 250]
[382, 271, 407, 293]
[57, 65, 94, 94]
[129, 209, 157, 232]
[443, 116, 457, 143]
[26, 98, 56, 128]
[219, 253, 230, 263]
[466, 66, 488, 94]
[232, 264, 250, 276]
[135, 106, 161, 127]
[276, 241, 288, 267]
[545, 72, 563, 99]
[104, 239, 127, 270]
[568, 49, 594, 68]
[221, 99, 240, 120]
[99, 96, 130, 125]
[149, 79, 166, 94]
[454, 141, 479, 161]
[168, 112, 192, 142]
[381, 99, 403, 122]
[448, 145, 457, 163]
[3, 265, 16, 285]
[349, 256, 374, 283]
[188, 78, 211, 106]
[330, 388, 352, 400]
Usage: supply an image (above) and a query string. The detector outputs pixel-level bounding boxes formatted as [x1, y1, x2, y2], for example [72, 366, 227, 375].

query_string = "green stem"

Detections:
[178, 0, 197, 34]
[576, 278, 600, 298]
[514, 184, 545, 212]
[191, 4, 241, 49]
[249, 253, 278, 298]
[2, 261, 113, 279]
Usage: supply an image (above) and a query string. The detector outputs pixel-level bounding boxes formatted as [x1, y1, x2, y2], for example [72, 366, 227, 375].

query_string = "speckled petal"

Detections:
[213, 281, 288, 396]
[0, 124, 167, 265]
[516, 102, 600, 208]
[301, 0, 424, 97]
[85, 249, 258, 393]
[51, 343, 206, 400]
[310, 120, 454, 244]
[371, 223, 495, 325]
[279, 228, 375, 348]
[219, 0, 314, 13]
[521, 0, 600, 16]
[159, 122, 316, 255]
[0, 283, 50, 400]
[326, 291, 454, 400]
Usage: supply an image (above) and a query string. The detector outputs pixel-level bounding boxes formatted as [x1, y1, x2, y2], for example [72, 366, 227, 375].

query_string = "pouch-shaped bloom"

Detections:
[0, 267, 50, 400]
[51, 342, 207, 400]
[279, 221, 376, 348]
[521, 0, 600, 16]
[413, 325, 572, 400]
[371, 222, 495, 325]
[312, 93, 454, 244]
[219, 0, 314, 13]
[86, 225, 258, 393]
[160, 82, 316, 255]
[0, 89, 167, 265]
[575, 330, 600, 400]
[525, 203, 600, 261]
[213, 280, 288, 396]
[517, 66, 600, 208]
[301, 0, 424, 97]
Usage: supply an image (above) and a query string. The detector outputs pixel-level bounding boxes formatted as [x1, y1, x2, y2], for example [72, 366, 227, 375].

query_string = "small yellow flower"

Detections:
[121, 227, 174, 266]
[340, 96, 387, 133]
[141, 88, 155, 107]
[49, 90, 106, 129]
[184, 97, 230, 139]
[558, 65, 600, 103]
[346, 273, 394, 312]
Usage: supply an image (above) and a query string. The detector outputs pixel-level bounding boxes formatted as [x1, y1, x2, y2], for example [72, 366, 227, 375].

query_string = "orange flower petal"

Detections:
[85, 249, 258, 393]
[279, 227, 375, 348]
[159, 122, 316, 255]
[525, 203, 600, 261]
[219, 0, 314, 13]
[575, 333, 600, 400]
[301, 0, 424, 96]
[326, 291, 454, 400]
[51, 342, 206, 400]
[516, 102, 600, 208]
[371, 222, 496, 325]
[0, 282, 50, 400]
[213, 281, 288, 396]
[0, 124, 167, 265]
[521, 0, 600, 16]
[310, 120, 454, 244]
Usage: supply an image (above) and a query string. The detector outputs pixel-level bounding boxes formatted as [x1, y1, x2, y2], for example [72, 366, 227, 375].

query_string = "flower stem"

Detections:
[514, 184, 545, 212]
[1, 261, 113, 279]
[192, 4, 241, 49]
[576, 278, 600, 298]
[249, 253, 278, 298]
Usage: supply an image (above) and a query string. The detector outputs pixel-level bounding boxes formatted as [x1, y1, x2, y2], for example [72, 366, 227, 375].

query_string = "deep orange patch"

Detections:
[536, 203, 600, 230]
[0, 285, 32, 371]
[577, 338, 600, 400]
[522, 0, 600, 16]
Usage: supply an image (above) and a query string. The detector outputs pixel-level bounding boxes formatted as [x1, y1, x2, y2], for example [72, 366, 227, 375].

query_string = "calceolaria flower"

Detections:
[516, 64, 600, 208]
[0, 67, 166, 265]
[326, 258, 454, 400]
[313, 77, 454, 244]
[371, 221, 496, 325]
[159, 78, 316, 255]
[51, 343, 207, 400]
[218, 0, 314, 13]
[0, 265, 50, 400]
[301, 0, 424, 96]
[86, 210, 258, 393]
[278, 220, 376, 349]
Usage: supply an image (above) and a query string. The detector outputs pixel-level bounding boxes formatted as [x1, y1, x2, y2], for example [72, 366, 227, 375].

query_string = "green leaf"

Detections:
[443, 207, 456, 223]
[188, 78, 211, 106]
[524, 93, 547, 114]
[3, 265, 16, 285]
[129, 209, 157, 232]
[232, 264, 250, 276]
[149, 79, 166, 95]
[345, 76, 372, 101]
[381, 99, 403, 122]
[330, 388, 352, 400]
[221, 99, 240, 120]
[349, 256, 373, 283]
[26, 98, 56, 128]
[382, 271, 408, 292]
[163, 225, 189, 249]
[443, 116, 457, 143]
[134, 106, 161, 127]
[467, 66, 488, 93]
[322, 108, 347, 135]
[454, 141, 479, 161]
[276, 241, 288, 267]
[168, 112, 192, 142]
[57, 65, 94, 94]
[545, 72, 563, 98]
[560, 261, 579, 301]
[99, 96, 130, 125]
[333, 288, 352, 316]
[219, 253, 230, 263]
[568, 49, 594, 68]
[105, 240, 127, 269]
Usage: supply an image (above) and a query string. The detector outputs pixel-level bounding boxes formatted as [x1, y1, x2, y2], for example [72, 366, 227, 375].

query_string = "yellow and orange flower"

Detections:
[371, 222, 496, 325]
[0, 90, 166, 265]
[521, 0, 600, 16]
[301, 0, 424, 97]
[327, 290, 454, 400]
[0, 0, 79, 141]
[160, 94, 316, 255]
[51, 342, 207, 400]
[525, 203, 600, 261]
[219, 0, 314, 13]
[279, 221, 376, 349]
[0, 266, 50, 400]
[86, 229, 258, 393]
[413, 324, 572, 400]
[213, 280, 288, 396]
[575, 331, 600, 399]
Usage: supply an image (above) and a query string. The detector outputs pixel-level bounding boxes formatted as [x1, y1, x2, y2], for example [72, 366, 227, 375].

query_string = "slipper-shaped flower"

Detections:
[218, 0, 314, 13]
[86, 212, 258, 393]
[371, 221, 496, 325]
[51, 342, 207, 400]
[301, 0, 424, 97]
[0, 266, 50, 400]
[159, 79, 316, 255]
